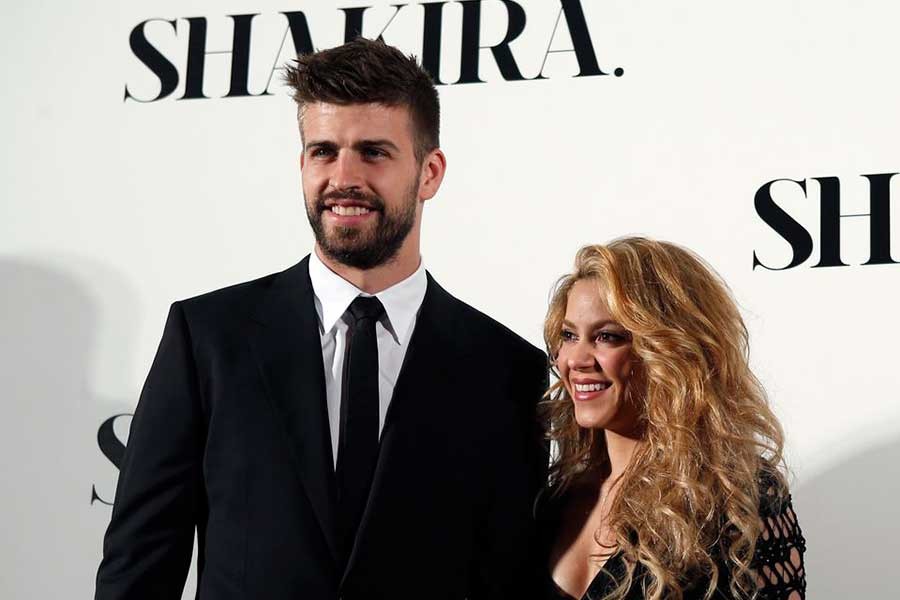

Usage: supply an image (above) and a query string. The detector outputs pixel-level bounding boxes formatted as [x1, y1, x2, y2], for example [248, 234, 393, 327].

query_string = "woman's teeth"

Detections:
[574, 382, 610, 392]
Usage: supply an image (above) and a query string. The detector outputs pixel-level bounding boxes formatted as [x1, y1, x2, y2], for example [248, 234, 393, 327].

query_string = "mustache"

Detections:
[316, 189, 385, 212]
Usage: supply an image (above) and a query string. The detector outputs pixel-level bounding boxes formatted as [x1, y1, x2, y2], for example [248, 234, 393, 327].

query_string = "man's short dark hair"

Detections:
[284, 38, 440, 163]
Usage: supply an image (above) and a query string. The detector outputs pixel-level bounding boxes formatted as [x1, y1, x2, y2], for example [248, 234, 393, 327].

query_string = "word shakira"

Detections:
[125, 0, 619, 102]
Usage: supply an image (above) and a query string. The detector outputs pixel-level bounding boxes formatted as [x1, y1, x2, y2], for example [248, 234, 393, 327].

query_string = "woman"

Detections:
[539, 238, 806, 600]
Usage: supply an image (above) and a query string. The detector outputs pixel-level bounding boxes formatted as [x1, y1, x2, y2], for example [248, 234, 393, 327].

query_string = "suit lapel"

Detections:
[341, 273, 468, 584]
[247, 256, 340, 566]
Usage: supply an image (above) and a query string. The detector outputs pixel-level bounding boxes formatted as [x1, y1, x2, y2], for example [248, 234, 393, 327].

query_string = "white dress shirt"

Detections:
[308, 251, 427, 466]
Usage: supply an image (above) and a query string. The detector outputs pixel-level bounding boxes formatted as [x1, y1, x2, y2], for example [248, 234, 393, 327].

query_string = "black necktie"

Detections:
[337, 295, 385, 560]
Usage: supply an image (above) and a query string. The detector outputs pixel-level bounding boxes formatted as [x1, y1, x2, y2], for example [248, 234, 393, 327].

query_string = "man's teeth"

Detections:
[574, 382, 610, 392]
[331, 205, 371, 216]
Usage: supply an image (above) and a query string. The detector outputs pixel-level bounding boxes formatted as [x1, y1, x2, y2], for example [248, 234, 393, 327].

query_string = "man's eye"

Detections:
[362, 147, 385, 158]
[310, 147, 334, 158]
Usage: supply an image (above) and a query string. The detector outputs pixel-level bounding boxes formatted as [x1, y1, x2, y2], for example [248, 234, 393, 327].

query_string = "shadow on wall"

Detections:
[1, 258, 103, 596]
[794, 436, 900, 599]
[0, 258, 204, 597]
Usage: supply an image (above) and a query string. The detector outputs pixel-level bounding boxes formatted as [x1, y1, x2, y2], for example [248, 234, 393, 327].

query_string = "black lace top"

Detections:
[538, 485, 807, 599]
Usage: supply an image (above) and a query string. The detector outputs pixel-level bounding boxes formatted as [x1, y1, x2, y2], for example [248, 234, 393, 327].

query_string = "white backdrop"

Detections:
[2, 1, 898, 598]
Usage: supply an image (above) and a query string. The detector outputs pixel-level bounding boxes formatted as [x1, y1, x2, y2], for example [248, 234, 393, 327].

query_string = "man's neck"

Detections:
[314, 245, 421, 294]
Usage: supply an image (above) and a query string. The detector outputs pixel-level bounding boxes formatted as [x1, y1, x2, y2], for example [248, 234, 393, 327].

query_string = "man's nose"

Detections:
[329, 151, 364, 191]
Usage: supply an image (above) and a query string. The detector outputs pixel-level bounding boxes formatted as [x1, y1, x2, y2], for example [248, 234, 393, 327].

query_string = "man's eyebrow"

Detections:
[353, 139, 400, 152]
[304, 140, 337, 150]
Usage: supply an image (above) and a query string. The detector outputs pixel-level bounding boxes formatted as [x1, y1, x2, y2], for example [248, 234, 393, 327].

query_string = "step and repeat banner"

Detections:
[2, 1, 898, 597]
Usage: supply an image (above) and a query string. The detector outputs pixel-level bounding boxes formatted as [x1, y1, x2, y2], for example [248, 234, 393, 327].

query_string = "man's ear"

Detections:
[418, 148, 447, 202]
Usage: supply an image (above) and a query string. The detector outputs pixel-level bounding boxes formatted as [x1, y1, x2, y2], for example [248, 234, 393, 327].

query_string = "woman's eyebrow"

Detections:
[562, 318, 620, 329]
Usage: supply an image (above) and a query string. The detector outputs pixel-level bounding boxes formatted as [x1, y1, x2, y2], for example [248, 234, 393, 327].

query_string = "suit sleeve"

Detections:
[95, 302, 207, 600]
[469, 345, 550, 600]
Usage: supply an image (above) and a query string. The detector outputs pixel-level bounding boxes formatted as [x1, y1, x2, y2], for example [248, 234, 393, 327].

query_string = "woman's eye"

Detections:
[560, 329, 576, 343]
[597, 331, 624, 343]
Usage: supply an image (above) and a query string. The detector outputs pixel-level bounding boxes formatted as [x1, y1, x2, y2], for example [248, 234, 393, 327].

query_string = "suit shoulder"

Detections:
[444, 292, 544, 363]
[173, 259, 305, 331]
[177, 271, 279, 315]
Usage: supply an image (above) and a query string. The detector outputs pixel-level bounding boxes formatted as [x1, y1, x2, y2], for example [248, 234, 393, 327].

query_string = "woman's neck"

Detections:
[604, 428, 640, 480]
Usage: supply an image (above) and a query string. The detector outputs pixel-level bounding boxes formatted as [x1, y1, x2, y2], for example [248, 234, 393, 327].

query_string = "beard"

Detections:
[305, 178, 419, 270]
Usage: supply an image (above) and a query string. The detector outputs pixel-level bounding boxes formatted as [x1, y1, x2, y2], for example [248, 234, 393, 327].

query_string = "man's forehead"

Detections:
[302, 102, 413, 141]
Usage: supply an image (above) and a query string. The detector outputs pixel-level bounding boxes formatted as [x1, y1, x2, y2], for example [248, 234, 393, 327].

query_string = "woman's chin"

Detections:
[573, 404, 612, 430]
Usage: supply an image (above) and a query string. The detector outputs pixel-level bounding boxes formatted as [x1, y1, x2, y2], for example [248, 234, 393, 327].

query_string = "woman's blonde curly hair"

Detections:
[542, 237, 787, 600]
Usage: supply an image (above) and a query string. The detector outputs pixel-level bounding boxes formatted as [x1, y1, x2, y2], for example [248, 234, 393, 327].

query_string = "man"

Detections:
[95, 38, 547, 600]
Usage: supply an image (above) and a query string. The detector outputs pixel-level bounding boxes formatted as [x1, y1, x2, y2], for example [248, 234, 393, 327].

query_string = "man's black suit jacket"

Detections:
[95, 257, 548, 600]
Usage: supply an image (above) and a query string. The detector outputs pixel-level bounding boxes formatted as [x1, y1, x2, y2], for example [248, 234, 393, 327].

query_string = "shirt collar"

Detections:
[308, 250, 427, 344]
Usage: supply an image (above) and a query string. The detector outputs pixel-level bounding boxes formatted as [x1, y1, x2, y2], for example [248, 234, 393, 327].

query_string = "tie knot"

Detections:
[348, 296, 385, 323]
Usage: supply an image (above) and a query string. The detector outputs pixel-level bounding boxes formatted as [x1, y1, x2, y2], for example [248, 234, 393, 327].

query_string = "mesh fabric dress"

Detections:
[539, 484, 807, 600]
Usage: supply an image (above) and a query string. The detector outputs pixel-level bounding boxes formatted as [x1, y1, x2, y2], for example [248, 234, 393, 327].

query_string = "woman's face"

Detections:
[556, 278, 640, 435]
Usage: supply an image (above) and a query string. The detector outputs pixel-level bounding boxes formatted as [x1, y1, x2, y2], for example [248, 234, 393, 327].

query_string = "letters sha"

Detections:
[754, 173, 898, 270]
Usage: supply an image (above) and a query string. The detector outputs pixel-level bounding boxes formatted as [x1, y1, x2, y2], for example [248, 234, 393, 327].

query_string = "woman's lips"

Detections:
[571, 380, 611, 401]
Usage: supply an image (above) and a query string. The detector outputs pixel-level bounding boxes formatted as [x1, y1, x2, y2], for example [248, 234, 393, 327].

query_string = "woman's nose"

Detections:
[567, 343, 597, 371]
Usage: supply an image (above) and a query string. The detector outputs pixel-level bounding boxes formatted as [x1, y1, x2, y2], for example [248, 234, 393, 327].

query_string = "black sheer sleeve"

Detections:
[753, 489, 807, 599]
